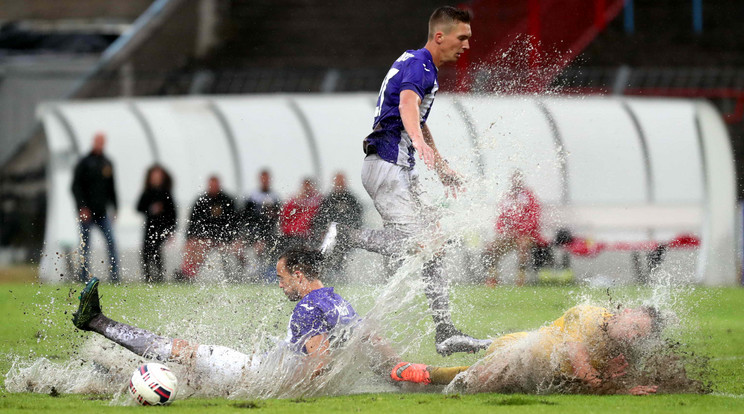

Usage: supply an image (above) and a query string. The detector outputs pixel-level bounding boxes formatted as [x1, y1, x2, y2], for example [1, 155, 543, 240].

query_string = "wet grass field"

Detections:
[1, 279, 744, 413]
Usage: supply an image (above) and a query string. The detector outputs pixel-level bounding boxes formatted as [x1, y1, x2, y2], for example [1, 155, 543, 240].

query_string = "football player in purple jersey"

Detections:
[321, 6, 490, 356]
[71, 249, 364, 387]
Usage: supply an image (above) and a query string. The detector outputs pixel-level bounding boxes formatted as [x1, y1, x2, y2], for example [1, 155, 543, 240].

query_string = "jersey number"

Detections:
[374, 68, 400, 119]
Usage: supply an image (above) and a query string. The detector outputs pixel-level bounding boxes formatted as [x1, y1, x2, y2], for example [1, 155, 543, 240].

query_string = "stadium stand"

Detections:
[555, 0, 744, 198]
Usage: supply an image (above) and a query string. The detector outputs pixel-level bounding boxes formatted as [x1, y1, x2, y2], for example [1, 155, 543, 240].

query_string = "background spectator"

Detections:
[241, 169, 281, 281]
[279, 178, 322, 251]
[71, 132, 120, 283]
[136, 165, 176, 283]
[483, 170, 543, 286]
[174, 175, 238, 282]
[312, 172, 363, 280]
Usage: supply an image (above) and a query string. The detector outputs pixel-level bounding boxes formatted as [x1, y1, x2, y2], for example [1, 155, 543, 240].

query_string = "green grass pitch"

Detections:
[1, 281, 744, 413]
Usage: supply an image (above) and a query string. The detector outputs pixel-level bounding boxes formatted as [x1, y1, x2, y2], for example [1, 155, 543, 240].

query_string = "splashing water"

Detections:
[3, 70, 712, 399]
[5, 175, 709, 401]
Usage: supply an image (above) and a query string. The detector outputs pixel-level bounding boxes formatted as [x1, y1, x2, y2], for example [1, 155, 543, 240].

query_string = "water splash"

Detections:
[4, 72, 712, 399]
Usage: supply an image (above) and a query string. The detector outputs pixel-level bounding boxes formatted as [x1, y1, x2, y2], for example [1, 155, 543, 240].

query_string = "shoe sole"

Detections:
[319, 222, 338, 255]
[436, 336, 492, 356]
[73, 277, 100, 330]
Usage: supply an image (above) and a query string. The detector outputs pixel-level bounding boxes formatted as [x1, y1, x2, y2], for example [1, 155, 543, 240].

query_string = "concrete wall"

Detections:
[0, 56, 97, 166]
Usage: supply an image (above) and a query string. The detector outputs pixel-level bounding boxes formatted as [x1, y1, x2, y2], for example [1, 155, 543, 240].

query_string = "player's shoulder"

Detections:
[292, 297, 323, 321]
[395, 48, 430, 66]
[394, 49, 417, 63]
[303, 287, 332, 303]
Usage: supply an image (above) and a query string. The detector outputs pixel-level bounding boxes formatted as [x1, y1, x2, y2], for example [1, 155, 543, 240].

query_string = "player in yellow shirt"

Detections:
[391, 305, 661, 395]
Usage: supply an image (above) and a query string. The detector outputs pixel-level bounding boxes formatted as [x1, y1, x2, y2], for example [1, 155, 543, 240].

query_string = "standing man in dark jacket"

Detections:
[174, 175, 238, 281]
[241, 169, 281, 281]
[136, 165, 177, 283]
[71, 132, 120, 283]
[312, 172, 363, 280]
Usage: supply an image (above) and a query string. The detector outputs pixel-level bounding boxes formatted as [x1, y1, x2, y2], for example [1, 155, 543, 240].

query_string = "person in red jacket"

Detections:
[280, 178, 322, 250]
[483, 171, 543, 286]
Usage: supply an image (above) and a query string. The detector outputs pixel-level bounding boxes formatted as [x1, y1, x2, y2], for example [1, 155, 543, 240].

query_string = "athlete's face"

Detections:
[608, 309, 653, 344]
[276, 258, 303, 301]
[437, 21, 471, 64]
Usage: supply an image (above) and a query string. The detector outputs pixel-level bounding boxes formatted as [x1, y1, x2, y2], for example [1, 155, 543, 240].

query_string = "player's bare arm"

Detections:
[305, 334, 331, 356]
[400, 90, 462, 196]
[422, 123, 463, 197]
[305, 333, 332, 378]
[399, 90, 435, 169]
[566, 341, 603, 388]
[568, 342, 657, 395]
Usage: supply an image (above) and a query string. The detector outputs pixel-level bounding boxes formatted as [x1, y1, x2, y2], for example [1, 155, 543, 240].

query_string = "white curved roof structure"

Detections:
[37, 94, 737, 285]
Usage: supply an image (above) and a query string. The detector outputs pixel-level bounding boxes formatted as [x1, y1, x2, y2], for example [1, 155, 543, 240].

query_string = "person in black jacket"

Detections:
[71, 132, 120, 283]
[312, 172, 363, 280]
[136, 165, 177, 283]
[240, 169, 281, 282]
[174, 175, 238, 281]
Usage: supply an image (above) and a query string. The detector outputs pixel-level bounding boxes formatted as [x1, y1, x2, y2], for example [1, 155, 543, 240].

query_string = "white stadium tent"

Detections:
[37, 94, 737, 285]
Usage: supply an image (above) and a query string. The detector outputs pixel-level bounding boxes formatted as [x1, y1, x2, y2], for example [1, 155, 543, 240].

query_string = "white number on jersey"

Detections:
[374, 68, 400, 118]
[396, 52, 415, 62]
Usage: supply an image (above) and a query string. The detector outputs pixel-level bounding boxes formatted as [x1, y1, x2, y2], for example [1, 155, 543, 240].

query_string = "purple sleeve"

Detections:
[399, 59, 427, 99]
[290, 307, 330, 350]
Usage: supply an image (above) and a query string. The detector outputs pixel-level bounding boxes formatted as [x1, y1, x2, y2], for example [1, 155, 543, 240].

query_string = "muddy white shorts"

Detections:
[192, 345, 260, 387]
[361, 154, 435, 236]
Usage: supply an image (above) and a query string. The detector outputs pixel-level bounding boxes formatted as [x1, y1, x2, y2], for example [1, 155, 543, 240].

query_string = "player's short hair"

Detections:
[428, 6, 471, 39]
[279, 249, 323, 280]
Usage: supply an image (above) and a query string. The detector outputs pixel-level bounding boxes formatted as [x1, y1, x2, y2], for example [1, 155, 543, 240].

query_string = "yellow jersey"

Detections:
[485, 305, 613, 375]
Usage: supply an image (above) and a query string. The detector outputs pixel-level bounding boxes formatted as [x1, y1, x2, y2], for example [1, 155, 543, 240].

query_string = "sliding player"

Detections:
[392, 305, 661, 395]
[72, 249, 360, 387]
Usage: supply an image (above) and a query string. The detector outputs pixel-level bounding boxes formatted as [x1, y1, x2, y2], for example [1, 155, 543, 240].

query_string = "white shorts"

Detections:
[193, 345, 259, 387]
[361, 155, 434, 236]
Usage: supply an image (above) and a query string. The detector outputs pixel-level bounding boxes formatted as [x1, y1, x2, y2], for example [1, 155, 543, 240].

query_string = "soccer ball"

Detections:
[128, 363, 178, 406]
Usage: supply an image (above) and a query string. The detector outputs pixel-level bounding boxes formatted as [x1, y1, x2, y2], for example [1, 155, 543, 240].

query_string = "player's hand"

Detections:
[151, 202, 163, 215]
[629, 385, 658, 395]
[605, 354, 629, 379]
[412, 137, 436, 170]
[79, 207, 91, 223]
[440, 167, 464, 199]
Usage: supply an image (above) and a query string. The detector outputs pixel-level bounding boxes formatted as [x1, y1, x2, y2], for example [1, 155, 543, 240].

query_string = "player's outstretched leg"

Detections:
[391, 362, 469, 385]
[71, 278, 255, 388]
[391, 362, 431, 384]
[72, 277, 177, 361]
[423, 254, 492, 356]
[322, 223, 491, 355]
[320, 222, 409, 257]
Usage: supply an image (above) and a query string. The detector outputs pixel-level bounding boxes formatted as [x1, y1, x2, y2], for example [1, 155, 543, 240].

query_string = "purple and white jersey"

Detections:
[365, 48, 439, 168]
[287, 287, 360, 354]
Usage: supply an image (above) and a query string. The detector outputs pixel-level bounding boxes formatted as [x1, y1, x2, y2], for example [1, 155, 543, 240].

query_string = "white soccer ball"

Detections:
[128, 363, 178, 406]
